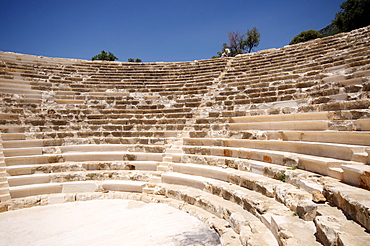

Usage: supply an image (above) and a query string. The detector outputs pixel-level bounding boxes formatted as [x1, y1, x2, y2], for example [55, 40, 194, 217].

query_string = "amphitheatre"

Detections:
[0, 25, 370, 245]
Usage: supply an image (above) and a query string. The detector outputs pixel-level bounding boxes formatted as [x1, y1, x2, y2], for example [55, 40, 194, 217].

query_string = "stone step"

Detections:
[149, 176, 162, 183]
[223, 139, 368, 163]
[9, 183, 63, 198]
[0, 113, 19, 120]
[55, 99, 84, 104]
[163, 197, 242, 246]
[323, 75, 348, 83]
[8, 173, 51, 187]
[340, 77, 367, 86]
[0, 186, 10, 195]
[161, 170, 370, 244]
[0, 176, 8, 184]
[177, 146, 361, 181]
[0, 193, 11, 202]
[171, 163, 313, 209]
[165, 148, 183, 154]
[340, 164, 370, 190]
[128, 161, 160, 171]
[157, 183, 278, 245]
[323, 179, 370, 231]
[353, 69, 370, 78]
[5, 152, 164, 166]
[156, 181, 316, 246]
[314, 203, 370, 245]
[229, 130, 370, 146]
[142, 187, 155, 194]
[229, 120, 330, 131]
[5, 161, 160, 176]
[59, 144, 164, 154]
[0, 133, 25, 141]
[0, 87, 42, 96]
[2, 137, 172, 148]
[101, 180, 147, 193]
[358, 119, 370, 130]
[3, 130, 179, 139]
[0, 79, 33, 89]
[8, 179, 152, 198]
[172, 162, 231, 182]
[157, 165, 169, 172]
[183, 140, 363, 166]
[3, 147, 43, 157]
[0, 126, 25, 133]
[2, 139, 46, 148]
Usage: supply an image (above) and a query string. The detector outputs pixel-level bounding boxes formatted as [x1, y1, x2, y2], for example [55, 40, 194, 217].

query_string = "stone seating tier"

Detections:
[1, 26, 370, 245]
[3, 160, 370, 245]
[164, 159, 370, 231]
[159, 176, 367, 245]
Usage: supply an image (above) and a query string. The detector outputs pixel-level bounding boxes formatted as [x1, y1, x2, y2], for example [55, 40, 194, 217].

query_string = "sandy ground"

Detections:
[0, 199, 221, 246]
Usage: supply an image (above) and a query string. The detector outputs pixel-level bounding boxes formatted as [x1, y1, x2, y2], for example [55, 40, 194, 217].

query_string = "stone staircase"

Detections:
[0, 133, 11, 202]
[0, 26, 370, 246]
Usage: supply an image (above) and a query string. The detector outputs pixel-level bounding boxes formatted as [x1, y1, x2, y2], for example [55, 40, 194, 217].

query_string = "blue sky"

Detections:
[0, 0, 344, 62]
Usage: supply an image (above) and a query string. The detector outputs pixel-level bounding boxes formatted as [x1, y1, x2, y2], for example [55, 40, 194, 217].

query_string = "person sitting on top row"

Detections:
[221, 48, 231, 58]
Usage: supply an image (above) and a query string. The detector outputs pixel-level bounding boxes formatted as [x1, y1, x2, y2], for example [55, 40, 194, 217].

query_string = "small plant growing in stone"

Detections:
[280, 173, 286, 182]
[292, 212, 298, 216]
[287, 166, 298, 170]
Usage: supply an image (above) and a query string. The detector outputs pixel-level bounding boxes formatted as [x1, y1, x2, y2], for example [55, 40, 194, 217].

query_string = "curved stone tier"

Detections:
[1, 26, 370, 245]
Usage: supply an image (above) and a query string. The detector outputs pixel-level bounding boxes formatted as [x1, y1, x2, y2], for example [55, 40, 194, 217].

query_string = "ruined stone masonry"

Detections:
[1, 26, 370, 245]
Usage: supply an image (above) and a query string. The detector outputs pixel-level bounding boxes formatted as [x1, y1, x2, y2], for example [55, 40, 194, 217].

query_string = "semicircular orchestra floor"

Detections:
[0, 200, 221, 246]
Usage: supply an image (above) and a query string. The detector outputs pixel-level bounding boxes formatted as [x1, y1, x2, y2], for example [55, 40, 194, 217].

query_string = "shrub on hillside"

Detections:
[289, 30, 323, 45]
[333, 0, 370, 32]
[128, 58, 142, 62]
[92, 50, 118, 61]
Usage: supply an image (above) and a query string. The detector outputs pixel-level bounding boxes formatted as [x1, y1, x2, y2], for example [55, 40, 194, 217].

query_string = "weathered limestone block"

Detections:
[47, 193, 76, 204]
[312, 190, 326, 203]
[179, 202, 243, 246]
[237, 172, 278, 198]
[341, 164, 370, 189]
[229, 211, 257, 234]
[270, 215, 320, 246]
[283, 169, 324, 194]
[275, 183, 312, 211]
[296, 200, 317, 221]
[314, 204, 370, 246]
[161, 172, 207, 190]
[173, 163, 231, 182]
[62, 181, 98, 193]
[180, 153, 207, 165]
[10, 183, 63, 198]
[323, 181, 370, 231]
[0, 202, 9, 212]
[195, 192, 225, 217]
[240, 223, 278, 246]
[6, 195, 44, 210]
[102, 180, 146, 193]
[75, 193, 93, 201]
[219, 228, 242, 246]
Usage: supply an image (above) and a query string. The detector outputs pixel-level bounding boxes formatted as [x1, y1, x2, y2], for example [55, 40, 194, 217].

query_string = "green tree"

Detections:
[91, 50, 118, 61]
[333, 0, 370, 32]
[228, 31, 244, 56]
[213, 27, 261, 58]
[289, 29, 323, 45]
[243, 27, 261, 53]
[128, 58, 142, 62]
